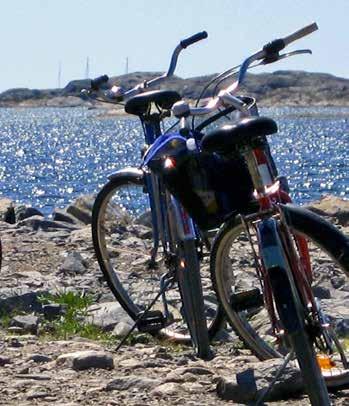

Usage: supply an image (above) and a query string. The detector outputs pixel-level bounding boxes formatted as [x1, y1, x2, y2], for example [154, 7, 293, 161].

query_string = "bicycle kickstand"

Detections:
[114, 271, 175, 354]
[255, 351, 294, 405]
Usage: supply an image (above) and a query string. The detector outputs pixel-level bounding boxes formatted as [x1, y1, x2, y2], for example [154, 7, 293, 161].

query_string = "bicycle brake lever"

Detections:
[262, 49, 312, 65]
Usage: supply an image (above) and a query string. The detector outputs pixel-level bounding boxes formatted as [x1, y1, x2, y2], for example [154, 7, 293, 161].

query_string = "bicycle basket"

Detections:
[143, 133, 253, 230]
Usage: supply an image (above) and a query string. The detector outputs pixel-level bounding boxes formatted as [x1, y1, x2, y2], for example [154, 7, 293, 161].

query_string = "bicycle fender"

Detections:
[268, 266, 302, 333]
[257, 218, 302, 333]
[107, 167, 144, 182]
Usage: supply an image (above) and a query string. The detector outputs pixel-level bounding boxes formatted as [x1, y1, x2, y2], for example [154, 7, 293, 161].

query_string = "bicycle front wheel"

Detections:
[177, 239, 211, 358]
[211, 205, 349, 389]
[92, 169, 223, 343]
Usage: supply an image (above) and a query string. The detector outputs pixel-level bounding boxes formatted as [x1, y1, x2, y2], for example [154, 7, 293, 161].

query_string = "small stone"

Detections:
[331, 276, 346, 289]
[7, 337, 23, 347]
[28, 354, 52, 363]
[42, 303, 66, 320]
[59, 252, 87, 274]
[111, 321, 132, 337]
[18, 366, 30, 375]
[27, 389, 50, 400]
[312, 286, 331, 299]
[151, 382, 183, 397]
[7, 326, 25, 334]
[84, 302, 133, 331]
[0, 356, 11, 366]
[105, 375, 160, 391]
[10, 314, 39, 335]
[56, 351, 114, 370]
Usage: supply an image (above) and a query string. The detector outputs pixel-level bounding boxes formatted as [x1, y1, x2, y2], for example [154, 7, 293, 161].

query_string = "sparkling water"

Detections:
[0, 106, 347, 215]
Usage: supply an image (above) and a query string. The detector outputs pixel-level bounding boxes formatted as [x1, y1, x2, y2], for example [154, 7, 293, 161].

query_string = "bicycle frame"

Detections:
[240, 140, 318, 338]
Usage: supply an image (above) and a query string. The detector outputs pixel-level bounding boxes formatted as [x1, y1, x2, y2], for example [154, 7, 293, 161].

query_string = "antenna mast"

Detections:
[85, 57, 90, 78]
[58, 61, 62, 88]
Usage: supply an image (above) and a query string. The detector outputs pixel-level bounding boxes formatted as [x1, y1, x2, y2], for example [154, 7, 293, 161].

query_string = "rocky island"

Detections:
[0, 70, 348, 108]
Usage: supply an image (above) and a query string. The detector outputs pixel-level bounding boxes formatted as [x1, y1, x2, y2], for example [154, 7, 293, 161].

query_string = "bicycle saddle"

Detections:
[201, 116, 278, 154]
[125, 90, 181, 116]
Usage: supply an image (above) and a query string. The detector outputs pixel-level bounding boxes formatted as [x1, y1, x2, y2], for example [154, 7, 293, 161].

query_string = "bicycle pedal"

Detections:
[136, 310, 166, 333]
[230, 288, 264, 312]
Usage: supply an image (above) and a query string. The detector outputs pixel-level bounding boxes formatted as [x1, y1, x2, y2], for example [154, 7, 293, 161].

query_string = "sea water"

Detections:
[0, 106, 347, 215]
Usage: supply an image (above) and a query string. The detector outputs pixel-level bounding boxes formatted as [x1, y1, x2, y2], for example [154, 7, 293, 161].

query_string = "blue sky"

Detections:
[1, 0, 348, 91]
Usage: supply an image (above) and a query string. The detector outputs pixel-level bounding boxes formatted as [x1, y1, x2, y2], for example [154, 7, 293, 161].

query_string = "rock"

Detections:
[59, 252, 87, 274]
[151, 382, 184, 397]
[105, 375, 161, 391]
[65, 195, 95, 225]
[306, 195, 349, 226]
[67, 226, 92, 244]
[16, 216, 79, 232]
[52, 209, 82, 225]
[0, 197, 15, 223]
[42, 303, 66, 320]
[7, 337, 23, 347]
[56, 350, 114, 370]
[66, 205, 92, 225]
[10, 315, 39, 335]
[27, 389, 50, 400]
[331, 275, 346, 289]
[15, 206, 44, 222]
[216, 359, 304, 402]
[0, 356, 11, 366]
[84, 302, 133, 331]
[27, 354, 52, 363]
[135, 211, 152, 227]
[312, 285, 331, 299]
[111, 321, 132, 337]
[0, 288, 45, 313]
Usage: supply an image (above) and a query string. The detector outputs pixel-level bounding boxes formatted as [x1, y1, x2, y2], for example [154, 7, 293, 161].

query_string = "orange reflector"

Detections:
[317, 354, 336, 370]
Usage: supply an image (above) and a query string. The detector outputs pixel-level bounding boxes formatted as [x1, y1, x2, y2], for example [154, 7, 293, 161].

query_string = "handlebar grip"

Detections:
[283, 22, 318, 46]
[91, 74, 109, 90]
[180, 31, 208, 49]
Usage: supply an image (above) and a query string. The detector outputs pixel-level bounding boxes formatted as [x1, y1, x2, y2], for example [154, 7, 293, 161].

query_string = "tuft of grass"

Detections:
[0, 311, 12, 329]
[38, 291, 114, 342]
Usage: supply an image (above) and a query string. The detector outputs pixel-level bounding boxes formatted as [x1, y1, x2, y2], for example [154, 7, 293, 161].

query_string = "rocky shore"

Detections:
[0, 70, 348, 108]
[0, 194, 348, 405]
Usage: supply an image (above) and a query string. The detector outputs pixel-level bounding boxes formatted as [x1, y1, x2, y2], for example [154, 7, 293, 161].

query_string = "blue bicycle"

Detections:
[89, 32, 225, 358]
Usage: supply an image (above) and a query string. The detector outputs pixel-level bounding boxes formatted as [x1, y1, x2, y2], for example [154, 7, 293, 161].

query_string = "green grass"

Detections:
[38, 291, 114, 341]
[0, 311, 12, 329]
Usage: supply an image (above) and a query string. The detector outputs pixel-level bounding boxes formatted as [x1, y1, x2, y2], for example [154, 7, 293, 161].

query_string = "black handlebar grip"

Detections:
[91, 74, 109, 91]
[180, 31, 208, 49]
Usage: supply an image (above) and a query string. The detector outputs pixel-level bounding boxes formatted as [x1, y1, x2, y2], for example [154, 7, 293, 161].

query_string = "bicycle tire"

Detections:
[92, 169, 224, 343]
[211, 204, 349, 389]
[177, 238, 211, 358]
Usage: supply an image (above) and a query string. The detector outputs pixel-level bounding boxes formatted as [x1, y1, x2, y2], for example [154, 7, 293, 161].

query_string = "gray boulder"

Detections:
[56, 350, 114, 370]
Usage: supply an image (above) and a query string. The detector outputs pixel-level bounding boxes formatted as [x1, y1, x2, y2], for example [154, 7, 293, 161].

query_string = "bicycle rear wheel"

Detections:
[92, 169, 224, 343]
[211, 205, 349, 389]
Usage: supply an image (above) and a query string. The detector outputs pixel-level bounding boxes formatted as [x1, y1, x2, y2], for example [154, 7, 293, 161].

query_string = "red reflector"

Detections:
[253, 149, 268, 165]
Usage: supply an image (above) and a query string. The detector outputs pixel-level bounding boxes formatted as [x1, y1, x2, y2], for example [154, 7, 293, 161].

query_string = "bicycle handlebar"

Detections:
[180, 31, 208, 49]
[178, 22, 319, 119]
[82, 31, 208, 101]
